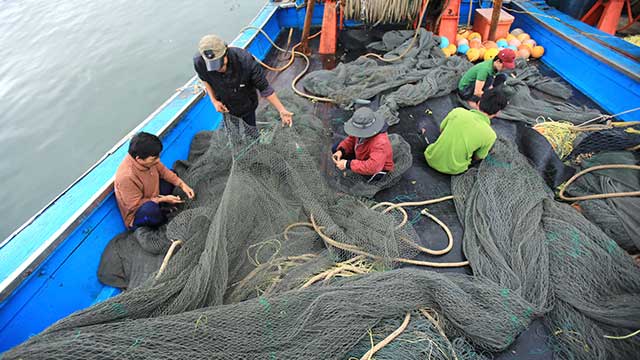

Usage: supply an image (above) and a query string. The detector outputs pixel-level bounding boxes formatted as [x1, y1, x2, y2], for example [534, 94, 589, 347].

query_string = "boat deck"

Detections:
[261, 28, 604, 359]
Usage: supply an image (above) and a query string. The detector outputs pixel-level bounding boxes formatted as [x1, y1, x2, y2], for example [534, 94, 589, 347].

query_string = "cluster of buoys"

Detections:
[439, 28, 545, 62]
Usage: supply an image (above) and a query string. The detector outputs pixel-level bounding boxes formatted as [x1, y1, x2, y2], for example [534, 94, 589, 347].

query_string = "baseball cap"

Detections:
[199, 34, 227, 71]
[497, 48, 516, 69]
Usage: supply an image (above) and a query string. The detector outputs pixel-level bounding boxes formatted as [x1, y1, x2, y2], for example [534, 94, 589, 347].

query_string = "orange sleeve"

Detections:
[157, 162, 182, 187]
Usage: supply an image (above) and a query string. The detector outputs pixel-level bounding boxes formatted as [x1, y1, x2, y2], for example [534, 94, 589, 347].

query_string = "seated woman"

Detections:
[332, 107, 394, 182]
[114, 132, 195, 229]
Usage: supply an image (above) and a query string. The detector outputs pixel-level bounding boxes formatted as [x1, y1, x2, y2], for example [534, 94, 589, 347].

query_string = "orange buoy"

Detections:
[457, 38, 469, 46]
[517, 48, 531, 59]
[517, 33, 531, 42]
[469, 38, 482, 48]
[484, 47, 499, 61]
[531, 45, 545, 58]
[466, 47, 480, 62]
[483, 40, 498, 49]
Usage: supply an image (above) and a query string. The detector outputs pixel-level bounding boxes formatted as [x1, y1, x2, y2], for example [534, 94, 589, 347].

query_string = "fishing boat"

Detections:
[1, 0, 638, 357]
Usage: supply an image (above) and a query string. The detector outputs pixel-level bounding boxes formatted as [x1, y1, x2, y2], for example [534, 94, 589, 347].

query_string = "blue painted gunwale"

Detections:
[508, 0, 640, 121]
[0, 1, 286, 352]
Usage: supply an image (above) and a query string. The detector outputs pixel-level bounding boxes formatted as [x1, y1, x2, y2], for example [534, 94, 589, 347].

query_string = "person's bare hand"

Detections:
[279, 110, 293, 127]
[180, 183, 195, 199]
[332, 150, 342, 162]
[334, 158, 347, 171]
[213, 100, 229, 113]
[159, 195, 184, 204]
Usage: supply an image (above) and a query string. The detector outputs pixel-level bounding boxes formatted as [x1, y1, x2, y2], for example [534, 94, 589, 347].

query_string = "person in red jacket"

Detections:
[332, 107, 394, 180]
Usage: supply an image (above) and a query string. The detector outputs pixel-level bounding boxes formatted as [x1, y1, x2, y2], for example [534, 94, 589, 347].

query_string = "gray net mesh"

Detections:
[452, 139, 640, 360]
[563, 151, 640, 252]
[302, 29, 472, 126]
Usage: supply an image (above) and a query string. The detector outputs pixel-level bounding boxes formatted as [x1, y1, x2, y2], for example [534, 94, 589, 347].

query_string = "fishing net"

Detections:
[302, 29, 472, 126]
[4, 96, 538, 360]
[452, 139, 640, 360]
[331, 133, 413, 198]
[562, 151, 640, 252]
[487, 59, 603, 125]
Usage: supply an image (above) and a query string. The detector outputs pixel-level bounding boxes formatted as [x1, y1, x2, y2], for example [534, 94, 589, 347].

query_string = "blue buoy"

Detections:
[508, 45, 518, 51]
[496, 39, 509, 48]
[457, 43, 470, 55]
[439, 36, 449, 49]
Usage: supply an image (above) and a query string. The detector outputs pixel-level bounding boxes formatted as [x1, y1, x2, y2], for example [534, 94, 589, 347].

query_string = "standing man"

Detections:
[423, 89, 508, 175]
[115, 132, 195, 229]
[458, 48, 515, 108]
[193, 34, 293, 127]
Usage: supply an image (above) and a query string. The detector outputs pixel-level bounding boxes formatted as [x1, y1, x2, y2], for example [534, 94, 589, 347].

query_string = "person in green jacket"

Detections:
[458, 48, 515, 108]
[422, 89, 508, 175]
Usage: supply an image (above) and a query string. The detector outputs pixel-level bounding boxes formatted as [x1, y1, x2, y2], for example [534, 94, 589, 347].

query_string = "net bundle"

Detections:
[302, 29, 472, 126]
[452, 139, 640, 360]
[562, 151, 640, 252]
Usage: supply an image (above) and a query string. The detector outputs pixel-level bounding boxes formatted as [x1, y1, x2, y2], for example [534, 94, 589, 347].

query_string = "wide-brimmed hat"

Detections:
[343, 108, 386, 138]
[199, 34, 227, 71]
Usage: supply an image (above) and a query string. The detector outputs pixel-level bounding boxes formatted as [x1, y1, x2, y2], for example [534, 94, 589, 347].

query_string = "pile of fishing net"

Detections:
[483, 58, 603, 125]
[561, 151, 640, 253]
[5, 93, 640, 359]
[302, 29, 472, 126]
[453, 139, 640, 359]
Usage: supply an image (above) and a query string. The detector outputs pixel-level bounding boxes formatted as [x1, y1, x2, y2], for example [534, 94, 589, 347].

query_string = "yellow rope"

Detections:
[604, 329, 640, 340]
[309, 214, 469, 268]
[559, 164, 640, 201]
[360, 312, 412, 360]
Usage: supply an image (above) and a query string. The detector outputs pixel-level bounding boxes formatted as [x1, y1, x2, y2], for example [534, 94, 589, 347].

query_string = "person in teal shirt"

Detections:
[458, 49, 515, 108]
[422, 89, 508, 175]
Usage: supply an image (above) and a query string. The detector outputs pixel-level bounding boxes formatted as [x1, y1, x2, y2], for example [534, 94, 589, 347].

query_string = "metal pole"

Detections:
[299, 0, 316, 55]
[488, 0, 504, 41]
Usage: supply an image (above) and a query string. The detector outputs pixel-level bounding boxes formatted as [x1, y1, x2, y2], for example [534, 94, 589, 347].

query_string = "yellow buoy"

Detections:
[468, 32, 482, 41]
[531, 45, 545, 58]
[458, 29, 471, 39]
[484, 47, 500, 61]
[446, 43, 457, 54]
[442, 47, 453, 57]
[466, 47, 480, 62]
[478, 46, 486, 59]
[506, 34, 516, 42]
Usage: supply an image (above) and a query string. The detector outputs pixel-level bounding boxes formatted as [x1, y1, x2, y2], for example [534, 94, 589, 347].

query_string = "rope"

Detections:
[362, 0, 430, 63]
[577, 106, 640, 128]
[420, 309, 459, 360]
[360, 312, 411, 360]
[370, 197, 455, 256]
[309, 214, 469, 268]
[155, 240, 183, 280]
[237, 25, 335, 103]
[604, 329, 640, 340]
[559, 164, 640, 201]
